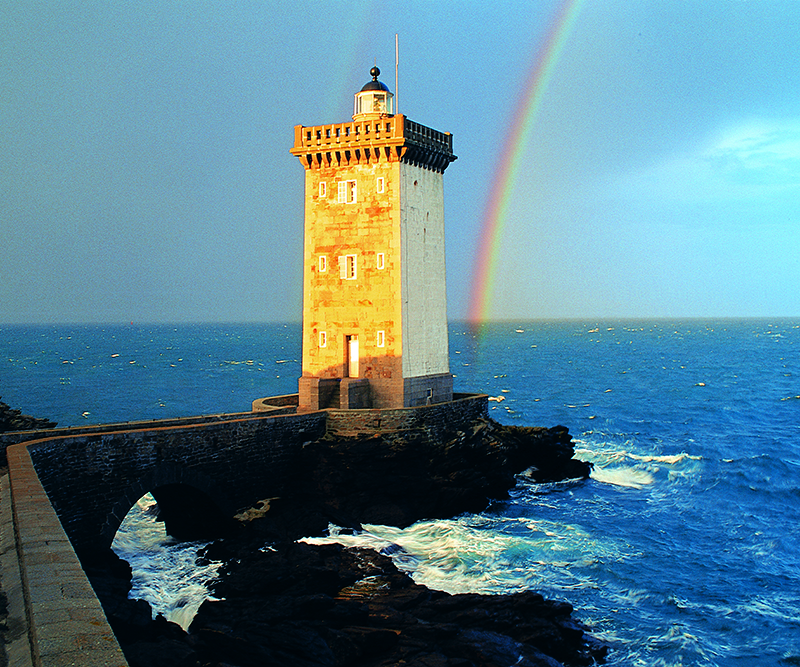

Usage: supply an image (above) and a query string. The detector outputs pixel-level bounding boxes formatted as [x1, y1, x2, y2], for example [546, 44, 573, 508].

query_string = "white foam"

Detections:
[112, 494, 222, 630]
[304, 515, 613, 597]
[590, 466, 655, 488]
[575, 443, 701, 468]
[627, 452, 702, 464]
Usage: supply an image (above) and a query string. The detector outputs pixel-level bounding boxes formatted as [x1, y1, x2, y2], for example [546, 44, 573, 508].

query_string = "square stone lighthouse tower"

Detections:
[292, 67, 456, 411]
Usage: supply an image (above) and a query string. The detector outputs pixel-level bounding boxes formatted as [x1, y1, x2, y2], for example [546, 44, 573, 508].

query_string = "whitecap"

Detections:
[591, 466, 654, 489]
[627, 452, 702, 464]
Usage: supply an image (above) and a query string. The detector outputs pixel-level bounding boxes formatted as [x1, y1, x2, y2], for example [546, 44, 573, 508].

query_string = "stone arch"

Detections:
[102, 464, 240, 549]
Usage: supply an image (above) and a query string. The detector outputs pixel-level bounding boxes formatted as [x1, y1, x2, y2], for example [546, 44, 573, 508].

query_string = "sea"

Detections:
[1, 320, 799, 666]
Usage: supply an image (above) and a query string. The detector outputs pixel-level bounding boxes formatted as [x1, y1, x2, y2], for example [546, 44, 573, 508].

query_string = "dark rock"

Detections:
[458, 629, 563, 667]
[122, 638, 198, 667]
[87, 416, 605, 666]
[151, 483, 239, 541]
[0, 398, 57, 433]
[289, 419, 591, 535]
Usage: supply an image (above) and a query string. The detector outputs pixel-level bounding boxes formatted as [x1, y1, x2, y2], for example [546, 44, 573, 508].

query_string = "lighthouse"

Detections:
[291, 67, 456, 410]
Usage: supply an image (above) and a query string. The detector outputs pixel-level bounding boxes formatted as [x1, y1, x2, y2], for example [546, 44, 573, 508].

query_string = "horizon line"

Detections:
[2, 315, 799, 328]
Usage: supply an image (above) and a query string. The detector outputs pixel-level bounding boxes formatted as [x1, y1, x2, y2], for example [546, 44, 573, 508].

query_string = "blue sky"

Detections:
[2, 0, 799, 323]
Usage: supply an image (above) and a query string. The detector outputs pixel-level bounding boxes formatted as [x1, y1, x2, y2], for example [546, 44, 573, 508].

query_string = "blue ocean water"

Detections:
[2, 320, 799, 665]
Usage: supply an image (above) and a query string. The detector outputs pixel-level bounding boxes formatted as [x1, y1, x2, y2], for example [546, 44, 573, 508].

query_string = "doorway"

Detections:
[346, 335, 359, 377]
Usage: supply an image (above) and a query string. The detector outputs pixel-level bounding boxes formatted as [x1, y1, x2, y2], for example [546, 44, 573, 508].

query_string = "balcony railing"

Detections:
[293, 115, 453, 156]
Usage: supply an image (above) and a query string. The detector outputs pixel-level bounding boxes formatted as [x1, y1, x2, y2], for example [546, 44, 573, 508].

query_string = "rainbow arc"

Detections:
[468, 0, 585, 330]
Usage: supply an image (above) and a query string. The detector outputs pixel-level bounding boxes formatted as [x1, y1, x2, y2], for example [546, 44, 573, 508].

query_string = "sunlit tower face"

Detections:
[291, 66, 456, 411]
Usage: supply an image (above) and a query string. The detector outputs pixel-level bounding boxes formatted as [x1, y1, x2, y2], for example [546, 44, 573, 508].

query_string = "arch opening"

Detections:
[111, 490, 229, 630]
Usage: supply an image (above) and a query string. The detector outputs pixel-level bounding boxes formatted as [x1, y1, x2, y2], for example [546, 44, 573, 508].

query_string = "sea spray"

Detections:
[111, 493, 222, 630]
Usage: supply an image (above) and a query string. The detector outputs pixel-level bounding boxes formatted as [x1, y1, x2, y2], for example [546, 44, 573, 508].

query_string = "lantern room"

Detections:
[353, 66, 394, 118]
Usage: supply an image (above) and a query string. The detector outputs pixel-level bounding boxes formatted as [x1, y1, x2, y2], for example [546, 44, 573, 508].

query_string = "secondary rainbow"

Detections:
[468, 0, 585, 328]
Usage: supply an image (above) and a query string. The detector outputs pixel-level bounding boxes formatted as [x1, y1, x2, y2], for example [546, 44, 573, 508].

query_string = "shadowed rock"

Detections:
[87, 417, 606, 667]
[0, 398, 56, 433]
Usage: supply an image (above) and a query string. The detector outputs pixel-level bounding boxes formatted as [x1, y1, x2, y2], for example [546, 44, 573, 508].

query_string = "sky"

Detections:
[2, 0, 800, 324]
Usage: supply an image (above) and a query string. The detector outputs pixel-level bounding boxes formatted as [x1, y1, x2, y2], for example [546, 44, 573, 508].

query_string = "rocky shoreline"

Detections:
[0, 398, 57, 433]
[86, 418, 609, 667]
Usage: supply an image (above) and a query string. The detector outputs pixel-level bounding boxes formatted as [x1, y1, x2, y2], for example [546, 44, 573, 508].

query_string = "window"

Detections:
[376, 177, 385, 193]
[337, 180, 357, 204]
[318, 255, 327, 272]
[339, 254, 357, 280]
[376, 252, 385, 270]
[377, 330, 385, 348]
[319, 182, 327, 198]
[319, 331, 327, 348]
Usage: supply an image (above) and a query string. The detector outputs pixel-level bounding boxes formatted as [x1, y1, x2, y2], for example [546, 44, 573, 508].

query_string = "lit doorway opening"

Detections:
[346, 335, 359, 377]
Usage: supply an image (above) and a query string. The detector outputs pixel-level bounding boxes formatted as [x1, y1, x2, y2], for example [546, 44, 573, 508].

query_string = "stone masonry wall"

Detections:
[325, 392, 487, 437]
[4, 444, 129, 666]
[0, 411, 272, 467]
[25, 411, 327, 553]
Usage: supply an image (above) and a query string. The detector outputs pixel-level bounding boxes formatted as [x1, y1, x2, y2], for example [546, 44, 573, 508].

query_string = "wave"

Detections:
[111, 494, 222, 630]
[303, 514, 620, 598]
[573, 442, 703, 491]
[590, 466, 655, 489]
[626, 452, 702, 464]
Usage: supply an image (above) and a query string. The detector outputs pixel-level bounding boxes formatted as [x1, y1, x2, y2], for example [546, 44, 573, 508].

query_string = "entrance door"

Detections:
[346, 335, 359, 377]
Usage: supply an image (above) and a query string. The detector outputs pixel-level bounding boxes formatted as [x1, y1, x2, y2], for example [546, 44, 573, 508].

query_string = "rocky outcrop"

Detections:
[89, 418, 606, 667]
[0, 398, 56, 433]
[185, 540, 607, 667]
[297, 420, 590, 529]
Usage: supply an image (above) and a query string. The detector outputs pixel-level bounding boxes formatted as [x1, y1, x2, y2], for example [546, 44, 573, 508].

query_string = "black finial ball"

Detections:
[370, 66, 380, 80]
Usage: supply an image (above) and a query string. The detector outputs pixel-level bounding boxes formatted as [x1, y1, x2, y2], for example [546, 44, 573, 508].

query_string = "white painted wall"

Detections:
[400, 163, 450, 377]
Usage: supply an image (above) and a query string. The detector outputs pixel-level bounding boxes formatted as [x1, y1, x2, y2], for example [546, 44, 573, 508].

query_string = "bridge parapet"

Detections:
[24, 412, 327, 553]
[0, 410, 287, 467]
[3, 448, 127, 666]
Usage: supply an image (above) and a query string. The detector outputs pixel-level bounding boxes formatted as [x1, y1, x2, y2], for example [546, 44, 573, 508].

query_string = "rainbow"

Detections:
[468, 0, 585, 329]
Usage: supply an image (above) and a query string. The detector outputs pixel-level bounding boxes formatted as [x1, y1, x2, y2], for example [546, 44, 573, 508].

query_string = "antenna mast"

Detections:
[395, 33, 399, 115]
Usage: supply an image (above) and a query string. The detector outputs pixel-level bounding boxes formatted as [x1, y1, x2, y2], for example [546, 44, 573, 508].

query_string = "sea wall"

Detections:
[0, 411, 276, 468]
[23, 412, 328, 553]
[250, 393, 299, 413]
[326, 392, 487, 437]
[250, 391, 488, 436]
